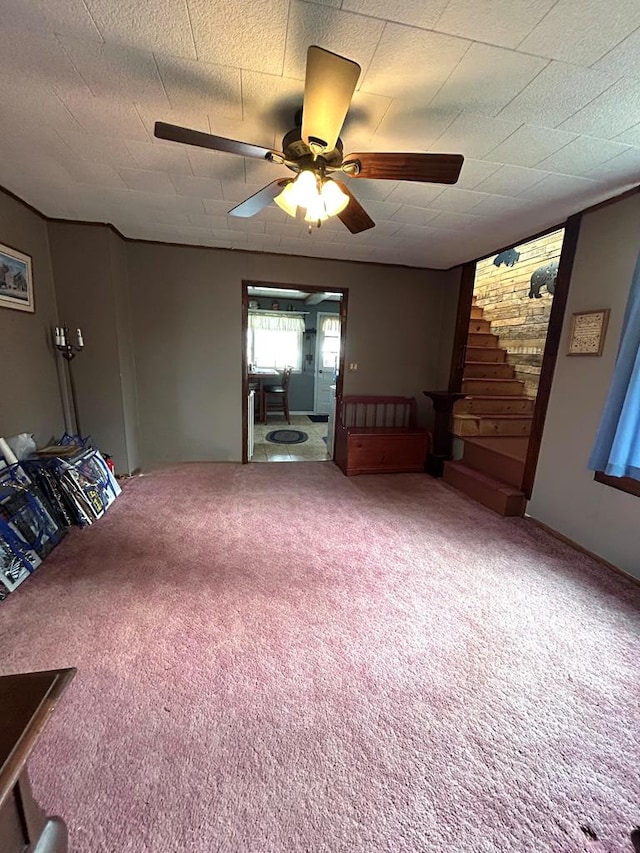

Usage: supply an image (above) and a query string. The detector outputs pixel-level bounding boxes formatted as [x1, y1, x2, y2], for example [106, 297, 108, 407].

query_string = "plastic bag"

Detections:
[5, 433, 37, 460]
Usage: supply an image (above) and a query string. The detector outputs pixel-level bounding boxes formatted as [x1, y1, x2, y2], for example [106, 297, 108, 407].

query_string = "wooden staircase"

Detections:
[443, 298, 533, 517]
[452, 301, 535, 439]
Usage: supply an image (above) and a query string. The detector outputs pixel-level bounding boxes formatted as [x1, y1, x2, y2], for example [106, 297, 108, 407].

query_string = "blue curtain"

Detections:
[588, 248, 640, 480]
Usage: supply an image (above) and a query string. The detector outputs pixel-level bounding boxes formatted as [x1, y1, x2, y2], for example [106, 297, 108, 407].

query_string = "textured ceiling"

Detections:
[2, 0, 640, 269]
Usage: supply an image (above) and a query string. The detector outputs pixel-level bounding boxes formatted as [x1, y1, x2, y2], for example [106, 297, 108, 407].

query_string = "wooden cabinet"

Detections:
[0, 669, 75, 853]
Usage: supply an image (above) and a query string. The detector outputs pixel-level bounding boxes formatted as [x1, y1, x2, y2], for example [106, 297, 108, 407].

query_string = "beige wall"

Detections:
[0, 186, 461, 471]
[110, 230, 139, 472]
[48, 222, 139, 474]
[0, 190, 64, 445]
[528, 193, 640, 579]
[127, 241, 460, 466]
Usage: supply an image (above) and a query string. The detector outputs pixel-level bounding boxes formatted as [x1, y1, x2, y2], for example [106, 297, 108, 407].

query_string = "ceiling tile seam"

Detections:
[48, 96, 85, 136]
[53, 33, 97, 98]
[481, 125, 527, 161]
[587, 28, 640, 73]
[356, 19, 388, 89]
[369, 97, 393, 138]
[593, 22, 640, 72]
[512, 0, 562, 51]
[537, 140, 637, 173]
[493, 58, 552, 119]
[151, 53, 172, 109]
[420, 38, 474, 115]
[344, 15, 575, 70]
[421, 109, 466, 153]
[483, 125, 581, 166]
[77, 0, 105, 43]
[614, 122, 640, 142]
[280, 0, 293, 78]
[182, 0, 199, 61]
[555, 73, 634, 131]
[132, 103, 154, 142]
[51, 128, 79, 160]
[431, 0, 455, 34]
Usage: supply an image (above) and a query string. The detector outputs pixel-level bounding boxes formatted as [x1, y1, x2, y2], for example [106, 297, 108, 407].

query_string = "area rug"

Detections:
[1, 463, 639, 852]
[308, 414, 329, 423]
[266, 429, 308, 444]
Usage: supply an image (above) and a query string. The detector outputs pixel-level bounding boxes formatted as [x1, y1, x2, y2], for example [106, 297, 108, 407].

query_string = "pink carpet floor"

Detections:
[1, 462, 639, 852]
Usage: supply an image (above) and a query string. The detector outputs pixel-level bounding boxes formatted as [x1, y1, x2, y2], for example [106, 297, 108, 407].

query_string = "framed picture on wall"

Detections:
[567, 309, 610, 356]
[0, 242, 34, 313]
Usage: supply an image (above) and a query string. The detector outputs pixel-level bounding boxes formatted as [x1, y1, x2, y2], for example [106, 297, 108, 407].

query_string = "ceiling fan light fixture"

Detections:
[289, 169, 318, 207]
[303, 193, 330, 224]
[274, 181, 298, 217]
[320, 179, 349, 216]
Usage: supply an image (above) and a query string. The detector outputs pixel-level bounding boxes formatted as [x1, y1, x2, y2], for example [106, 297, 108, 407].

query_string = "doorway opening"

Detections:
[241, 282, 348, 464]
[445, 226, 572, 514]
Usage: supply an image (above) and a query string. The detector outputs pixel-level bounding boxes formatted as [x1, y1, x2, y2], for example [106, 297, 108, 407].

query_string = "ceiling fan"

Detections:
[155, 46, 464, 234]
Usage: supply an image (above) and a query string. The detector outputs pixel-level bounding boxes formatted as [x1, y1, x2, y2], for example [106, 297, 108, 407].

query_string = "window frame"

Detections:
[593, 471, 640, 498]
[247, 324, 304, 372]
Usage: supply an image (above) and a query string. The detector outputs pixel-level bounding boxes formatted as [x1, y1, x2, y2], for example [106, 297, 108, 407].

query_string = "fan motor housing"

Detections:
[281, 127, 344, 169]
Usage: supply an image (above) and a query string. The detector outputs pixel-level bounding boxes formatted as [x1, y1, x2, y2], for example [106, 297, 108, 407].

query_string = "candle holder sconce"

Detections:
[54, 326, 85, 436]
[54, 325, 84, 360]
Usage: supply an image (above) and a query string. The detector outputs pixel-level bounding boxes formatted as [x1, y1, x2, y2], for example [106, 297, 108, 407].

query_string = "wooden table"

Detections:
[0, 668, 76, 853]
[249, 368, 279, 422]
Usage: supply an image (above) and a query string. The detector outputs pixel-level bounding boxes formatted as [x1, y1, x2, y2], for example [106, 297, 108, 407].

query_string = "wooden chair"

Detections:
[262, 366, 292, 424]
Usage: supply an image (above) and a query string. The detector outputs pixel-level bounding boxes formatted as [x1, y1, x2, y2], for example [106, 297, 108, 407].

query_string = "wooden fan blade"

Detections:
[301, 46, 360, 154]
[332, 180, 375, 234]
[154, 121, 275, 160]
[344, 152, 464, 184]
[228, 179, 290, 218]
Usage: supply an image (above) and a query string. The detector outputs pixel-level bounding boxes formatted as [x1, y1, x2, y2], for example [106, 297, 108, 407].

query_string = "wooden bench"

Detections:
[335, 395, 431, 476]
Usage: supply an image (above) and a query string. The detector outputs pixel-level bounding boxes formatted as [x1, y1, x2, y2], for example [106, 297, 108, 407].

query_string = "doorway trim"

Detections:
[241, 281, 349, 464]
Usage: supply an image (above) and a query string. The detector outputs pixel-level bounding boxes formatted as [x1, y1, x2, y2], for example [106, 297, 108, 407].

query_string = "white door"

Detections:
[314, 311, 341, 414]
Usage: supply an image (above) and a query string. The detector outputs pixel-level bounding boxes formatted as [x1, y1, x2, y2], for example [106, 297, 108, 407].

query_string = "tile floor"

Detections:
[251, 415, 332, 462]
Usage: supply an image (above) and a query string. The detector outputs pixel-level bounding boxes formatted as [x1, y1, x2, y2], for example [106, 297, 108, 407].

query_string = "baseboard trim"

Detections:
[525, 516, 640, 587]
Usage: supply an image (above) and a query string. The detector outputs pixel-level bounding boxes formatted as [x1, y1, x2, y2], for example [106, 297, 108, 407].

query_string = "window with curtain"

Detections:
[588, 248, 640, 482]
[320, 314, 341, 370]
[248, 312, 305, 370]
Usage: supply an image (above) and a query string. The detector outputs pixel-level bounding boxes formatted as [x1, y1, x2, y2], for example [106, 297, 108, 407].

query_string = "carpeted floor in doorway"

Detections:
[1, 463, 639, 853]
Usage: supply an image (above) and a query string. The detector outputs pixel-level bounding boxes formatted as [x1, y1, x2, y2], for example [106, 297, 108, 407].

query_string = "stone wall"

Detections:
[473, 229, 565, 397]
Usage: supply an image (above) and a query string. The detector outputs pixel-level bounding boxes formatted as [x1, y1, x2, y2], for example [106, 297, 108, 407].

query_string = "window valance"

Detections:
[249, 313, 305, 332]
[321, 315, 341, 334]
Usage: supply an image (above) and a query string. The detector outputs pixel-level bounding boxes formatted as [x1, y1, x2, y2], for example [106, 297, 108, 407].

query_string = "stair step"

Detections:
[443, 461, 526, 517]
[455, 395, 536, 415]
[470, 305, 483, 320]
[462, 437, 527, 487]
[463, 362, 514, 379]
[469, 318, 491, 333]
[468, 332, 499, 347]
[462, 378, 525, 396]
[465, 346, 506, 363]
[452, 413, 532, 437]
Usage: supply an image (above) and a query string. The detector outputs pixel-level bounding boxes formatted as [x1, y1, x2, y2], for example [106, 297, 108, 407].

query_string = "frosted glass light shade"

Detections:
[320, 179, 349, 216]
[274, 172, 349, 223]
[304, 193, 329, 223]
[274, 181, 297, 217]
[291, 169, 318, 207]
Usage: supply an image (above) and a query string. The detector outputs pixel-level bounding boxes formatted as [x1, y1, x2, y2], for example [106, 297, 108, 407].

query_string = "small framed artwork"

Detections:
[567, 308, 610, 356]
[0, 242, 34, 313]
